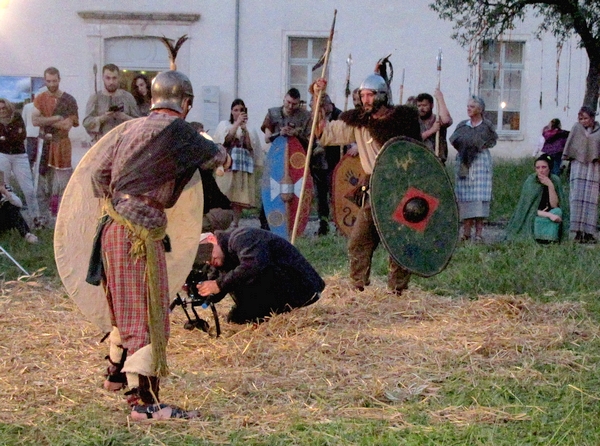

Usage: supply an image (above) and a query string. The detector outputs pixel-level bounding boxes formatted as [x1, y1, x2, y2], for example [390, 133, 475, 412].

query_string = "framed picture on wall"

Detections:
[0, 75, 44, 111]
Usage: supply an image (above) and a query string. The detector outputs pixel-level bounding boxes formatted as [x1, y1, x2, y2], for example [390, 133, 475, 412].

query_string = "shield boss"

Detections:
[370, 136, 458, 277]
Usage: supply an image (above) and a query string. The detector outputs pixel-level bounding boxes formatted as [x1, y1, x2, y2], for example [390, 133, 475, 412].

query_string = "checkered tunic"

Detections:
[569, 160, 600, 234]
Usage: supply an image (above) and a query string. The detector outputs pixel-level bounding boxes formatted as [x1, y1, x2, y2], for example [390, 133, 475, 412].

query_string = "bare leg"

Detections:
[462, 218, 473, 240]
[474, 218, 484, 240]
[232, 204, 242, 227]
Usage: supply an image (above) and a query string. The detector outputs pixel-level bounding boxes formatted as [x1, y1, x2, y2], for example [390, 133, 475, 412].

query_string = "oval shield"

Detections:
[370, 136, 458, 277]
[54, 122, 204, 332]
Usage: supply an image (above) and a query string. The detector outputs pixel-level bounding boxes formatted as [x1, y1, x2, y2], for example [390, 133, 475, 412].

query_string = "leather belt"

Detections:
[113, 192, 165, 211]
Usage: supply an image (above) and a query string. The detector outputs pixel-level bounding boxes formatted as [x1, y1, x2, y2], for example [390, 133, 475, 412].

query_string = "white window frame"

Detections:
[281, 31, 329, 102]
[479, 40, 525, 138]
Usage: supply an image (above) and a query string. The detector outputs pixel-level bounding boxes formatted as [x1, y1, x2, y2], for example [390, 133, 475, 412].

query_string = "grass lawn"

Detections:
[2, 158, 600, 445]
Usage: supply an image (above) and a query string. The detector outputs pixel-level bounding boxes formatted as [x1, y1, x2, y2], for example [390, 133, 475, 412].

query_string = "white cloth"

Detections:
[21, 103, 39, 138]
[0, 183, 23, 207]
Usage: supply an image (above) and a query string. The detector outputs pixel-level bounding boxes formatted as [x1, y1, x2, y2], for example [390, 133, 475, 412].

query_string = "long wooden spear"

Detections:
[398, 68, 405, 105]
[291, 9, 337, 245]
[340, 53, 352, 159]
[434, 48, 442, 158]
[93, 63, 98, 94]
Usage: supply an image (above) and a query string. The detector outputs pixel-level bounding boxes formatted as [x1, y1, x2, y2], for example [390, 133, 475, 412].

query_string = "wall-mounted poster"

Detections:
[0, 76, 45, 111]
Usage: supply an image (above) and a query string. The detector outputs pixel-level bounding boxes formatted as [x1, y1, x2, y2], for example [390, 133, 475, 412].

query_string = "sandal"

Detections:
[131, 403, 199, 421]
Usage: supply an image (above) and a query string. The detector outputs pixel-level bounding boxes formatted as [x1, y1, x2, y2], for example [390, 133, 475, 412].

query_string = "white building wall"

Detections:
[0, 0, 590, 162]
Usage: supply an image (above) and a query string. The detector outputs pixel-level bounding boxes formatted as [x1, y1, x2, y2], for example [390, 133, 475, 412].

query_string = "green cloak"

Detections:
[505, 173, 569, 242]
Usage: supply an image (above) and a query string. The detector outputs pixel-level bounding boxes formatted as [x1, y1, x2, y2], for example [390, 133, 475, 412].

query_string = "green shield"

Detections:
[370, 137, 458, 277]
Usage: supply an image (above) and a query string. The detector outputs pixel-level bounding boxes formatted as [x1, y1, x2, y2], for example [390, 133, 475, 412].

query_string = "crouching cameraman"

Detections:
[197, 228, 325, 324]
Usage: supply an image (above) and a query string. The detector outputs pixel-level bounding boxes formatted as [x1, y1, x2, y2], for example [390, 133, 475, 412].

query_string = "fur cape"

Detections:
[339, 105, 422, 146]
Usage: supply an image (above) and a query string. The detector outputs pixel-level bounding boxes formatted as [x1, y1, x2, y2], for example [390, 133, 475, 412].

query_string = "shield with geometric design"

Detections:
[261, 136, 313, 240]
[370, 136, 458, 277]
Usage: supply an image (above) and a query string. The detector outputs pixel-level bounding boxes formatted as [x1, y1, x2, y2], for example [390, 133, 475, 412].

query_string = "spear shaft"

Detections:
[93, 63, 98, 94]
[435, 49, 442, 158]
[398, 68, 405, 105]
[291, 9, 337, 245]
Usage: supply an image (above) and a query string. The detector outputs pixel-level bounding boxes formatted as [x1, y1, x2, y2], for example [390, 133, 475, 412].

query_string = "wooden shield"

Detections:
[370, 136, 458, 277]
[261, 136, 313, 240]
[54, 122, 204, 332]
[332, 153, 366, 237]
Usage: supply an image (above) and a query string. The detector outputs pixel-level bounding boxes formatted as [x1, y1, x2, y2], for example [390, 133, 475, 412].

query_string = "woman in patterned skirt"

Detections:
[450, 96, 498, 242]
[563, 106, 600, 243]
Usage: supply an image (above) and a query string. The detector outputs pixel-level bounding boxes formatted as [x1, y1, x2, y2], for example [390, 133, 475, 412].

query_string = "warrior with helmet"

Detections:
[313, 66, 422, 295]
[88, 69, 230, 420]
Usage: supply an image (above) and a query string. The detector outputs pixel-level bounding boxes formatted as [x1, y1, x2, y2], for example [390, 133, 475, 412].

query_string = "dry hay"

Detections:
[0, 273, 597, 441]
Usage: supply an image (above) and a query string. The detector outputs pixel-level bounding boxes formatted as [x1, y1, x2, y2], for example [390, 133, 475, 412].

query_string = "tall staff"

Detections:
[434, 48, 443, 158]
[398, 68, 405, 105]
[291, 9, 337, 245]
[340, 53, 353, 159]
[93, 64, 98, 94]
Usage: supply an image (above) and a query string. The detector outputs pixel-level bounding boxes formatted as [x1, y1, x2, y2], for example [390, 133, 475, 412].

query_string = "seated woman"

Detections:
[0, 181, 38, 243]
[505, 154, 569, 243]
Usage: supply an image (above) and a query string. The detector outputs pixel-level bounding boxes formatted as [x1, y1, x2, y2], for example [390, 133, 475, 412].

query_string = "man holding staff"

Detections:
[416, 88, 453, 164]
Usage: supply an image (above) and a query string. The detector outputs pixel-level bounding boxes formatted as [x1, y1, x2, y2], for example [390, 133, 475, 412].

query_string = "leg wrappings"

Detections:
[122, 345, 156, 406]
[125, 374, 160, 406]
[105, 327, 127, 385]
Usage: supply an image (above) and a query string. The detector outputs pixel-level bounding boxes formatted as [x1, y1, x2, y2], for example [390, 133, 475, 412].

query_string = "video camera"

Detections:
[169, 245, 221, 337]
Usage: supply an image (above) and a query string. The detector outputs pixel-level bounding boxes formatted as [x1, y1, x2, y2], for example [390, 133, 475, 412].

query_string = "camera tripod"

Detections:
[0, 245, 30, 276]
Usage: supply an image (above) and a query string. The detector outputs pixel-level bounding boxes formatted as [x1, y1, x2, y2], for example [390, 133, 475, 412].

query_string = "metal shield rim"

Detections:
[370, 136, 459, 277]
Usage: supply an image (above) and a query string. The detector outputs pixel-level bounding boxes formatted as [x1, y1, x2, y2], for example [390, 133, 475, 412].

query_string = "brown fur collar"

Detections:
[339, 105, 422, 146]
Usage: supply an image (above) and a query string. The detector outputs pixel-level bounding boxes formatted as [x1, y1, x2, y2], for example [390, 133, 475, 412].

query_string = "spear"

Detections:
[398, 68, 405, 105]
[435, 48, 442, 158]
[291, 9, 337, 245]
[93, 63, 97, 94]
[343, 53, 352, 111]
[340, 53, 353, 159]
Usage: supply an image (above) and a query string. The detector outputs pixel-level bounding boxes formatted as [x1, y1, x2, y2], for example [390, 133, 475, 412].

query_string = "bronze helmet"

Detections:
[150, 70, 194, 113]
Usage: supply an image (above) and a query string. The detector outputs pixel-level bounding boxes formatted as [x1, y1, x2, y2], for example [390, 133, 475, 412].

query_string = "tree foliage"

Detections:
[430, 0, 600, 109]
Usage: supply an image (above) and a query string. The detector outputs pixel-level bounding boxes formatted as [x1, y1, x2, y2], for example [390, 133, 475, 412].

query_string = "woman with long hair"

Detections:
[0, 98, 40, 225]
[505, 154, 568, 243]
[131, 74, 152, 116]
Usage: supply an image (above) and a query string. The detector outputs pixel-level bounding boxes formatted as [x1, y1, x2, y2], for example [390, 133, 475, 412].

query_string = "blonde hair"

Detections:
[0, 98, 16, 116]
[0, 98, 16, 125]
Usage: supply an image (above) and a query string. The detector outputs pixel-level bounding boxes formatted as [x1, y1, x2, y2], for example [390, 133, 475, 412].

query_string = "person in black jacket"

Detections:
[197, 227, 325, 324]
